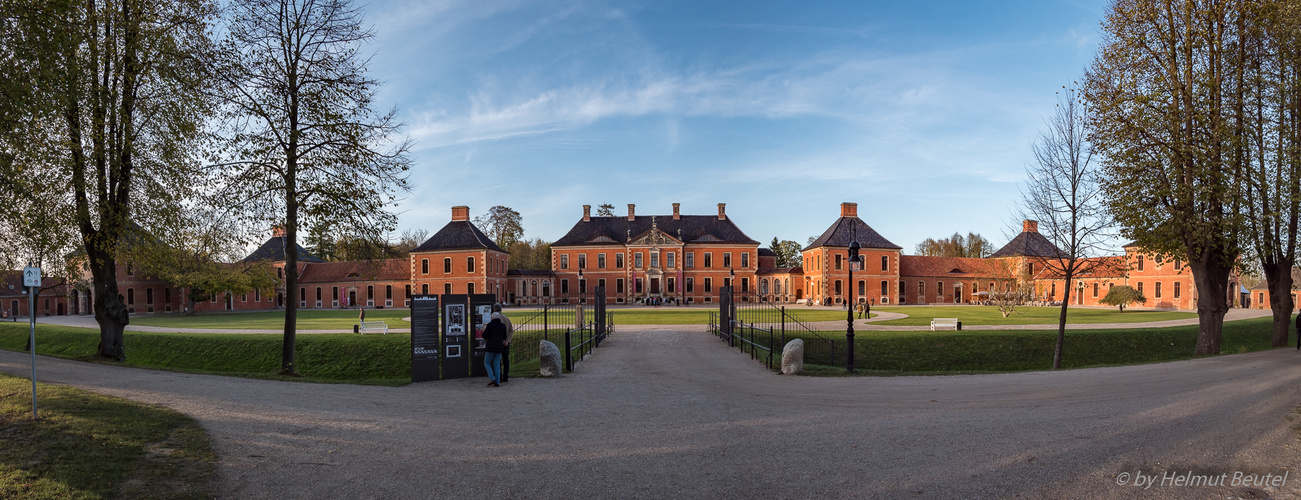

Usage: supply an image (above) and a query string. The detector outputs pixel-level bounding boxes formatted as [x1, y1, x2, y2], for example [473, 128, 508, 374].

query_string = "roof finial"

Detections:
[652, 216, 658, 231]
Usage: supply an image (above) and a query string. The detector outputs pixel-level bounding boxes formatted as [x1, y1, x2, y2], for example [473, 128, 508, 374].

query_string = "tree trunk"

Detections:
[91, 250, 128, 361]
[1261, 261, 1295, 348]
[1190, 258, 1232, 355]
[1053, 272, 1073, 370]
[281, 197, 299, 375]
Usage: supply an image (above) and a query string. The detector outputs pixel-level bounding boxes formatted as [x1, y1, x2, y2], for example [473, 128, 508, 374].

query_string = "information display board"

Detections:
[469, 294, 496, 377]
[409, 295, 440, 383]
[440, 294, 470, 379]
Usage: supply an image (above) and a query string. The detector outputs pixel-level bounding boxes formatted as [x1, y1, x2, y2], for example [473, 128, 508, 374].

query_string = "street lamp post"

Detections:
[847, 234, 862, 374]
[578, 269, 585, 303]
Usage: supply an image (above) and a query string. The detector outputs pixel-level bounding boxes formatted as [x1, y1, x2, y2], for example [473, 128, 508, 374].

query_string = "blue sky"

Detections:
[364, 0, 1106, 251]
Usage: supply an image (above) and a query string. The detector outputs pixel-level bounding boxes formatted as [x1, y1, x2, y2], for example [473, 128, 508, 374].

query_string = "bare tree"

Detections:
[987, 258, 1032, 318]
[213, 0, 411, 374]
[1019, 88, 1114, 369]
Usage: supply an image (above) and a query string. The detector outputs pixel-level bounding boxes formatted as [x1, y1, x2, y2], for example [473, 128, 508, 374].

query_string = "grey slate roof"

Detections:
[411, 221, 506, 253]
[758, 248, 777, 257]
[552, 216, 759, 247]
[242, 236, 325, 263]
[989, 231, 1065, 258]
[803, 217, 902, 251]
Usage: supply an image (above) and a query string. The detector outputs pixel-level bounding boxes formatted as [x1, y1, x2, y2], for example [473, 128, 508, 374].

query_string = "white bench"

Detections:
[359, 320, 388, 335]
[930, 318, 959, 331]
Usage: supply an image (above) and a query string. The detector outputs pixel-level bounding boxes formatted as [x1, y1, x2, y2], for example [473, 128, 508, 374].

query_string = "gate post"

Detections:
[564, 327, 572, 372]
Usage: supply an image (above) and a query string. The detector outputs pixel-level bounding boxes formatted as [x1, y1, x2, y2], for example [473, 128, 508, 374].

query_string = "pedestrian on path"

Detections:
[482, 313, 507, 387]
[492, 305, 513, 383]
[865, 300, 871, 320]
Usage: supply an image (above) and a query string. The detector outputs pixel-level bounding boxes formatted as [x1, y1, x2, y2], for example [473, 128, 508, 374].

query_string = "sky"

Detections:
[362, 0, 1108, 252]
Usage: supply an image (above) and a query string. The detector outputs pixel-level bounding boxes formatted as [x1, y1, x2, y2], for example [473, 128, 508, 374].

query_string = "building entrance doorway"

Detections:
[650, 278, 660, 294]
[349, 290, 357, 307]
[225, 294, 233, 310]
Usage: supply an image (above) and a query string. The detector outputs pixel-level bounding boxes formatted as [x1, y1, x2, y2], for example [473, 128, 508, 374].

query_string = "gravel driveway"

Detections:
[3, 325, 1300, 499]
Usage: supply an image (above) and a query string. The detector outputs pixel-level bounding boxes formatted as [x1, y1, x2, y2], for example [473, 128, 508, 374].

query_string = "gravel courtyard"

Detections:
[3, 325, 1301, 499]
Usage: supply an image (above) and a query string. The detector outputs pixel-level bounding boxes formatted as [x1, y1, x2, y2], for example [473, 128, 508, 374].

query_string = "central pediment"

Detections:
[629, 227, 682, 246]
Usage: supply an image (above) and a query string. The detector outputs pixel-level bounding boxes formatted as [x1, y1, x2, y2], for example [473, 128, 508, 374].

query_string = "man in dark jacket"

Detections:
[483, 313, 507, 387]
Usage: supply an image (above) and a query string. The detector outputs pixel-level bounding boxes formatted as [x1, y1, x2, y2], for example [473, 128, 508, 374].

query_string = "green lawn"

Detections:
[117, 305, 1191, 330]
[121, 307, 852, 329]
[762, 316, 1287, 374]
[870, 305, 1196, 326]
[0, 373, 217, 499]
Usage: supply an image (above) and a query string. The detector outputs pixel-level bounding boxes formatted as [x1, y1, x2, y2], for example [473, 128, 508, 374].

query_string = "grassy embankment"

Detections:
[0, 324, 410, 385]
[0, 373, 217, 499]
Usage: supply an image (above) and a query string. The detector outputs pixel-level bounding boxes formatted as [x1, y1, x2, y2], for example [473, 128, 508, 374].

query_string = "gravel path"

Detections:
[4, 324, 1301, 499]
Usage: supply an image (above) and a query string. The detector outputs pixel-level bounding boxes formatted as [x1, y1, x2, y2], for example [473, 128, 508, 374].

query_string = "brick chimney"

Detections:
[1023, 220, 1038, 233]
[717, 203, 727, 220]
[583, 205, 591, 222]
[627, 204, 636, 221]
[452, 206, 470, 222]
[271, 225, 286, 238]
[672, 203, 681, 220]
[840, 202, 858, 218]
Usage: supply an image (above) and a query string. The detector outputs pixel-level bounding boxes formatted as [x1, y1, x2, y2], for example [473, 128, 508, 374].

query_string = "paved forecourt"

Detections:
[5, 321, 1301, 498]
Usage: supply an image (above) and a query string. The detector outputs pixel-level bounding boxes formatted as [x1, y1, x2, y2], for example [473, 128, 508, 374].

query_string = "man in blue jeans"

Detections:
[482, 312, 508, 387]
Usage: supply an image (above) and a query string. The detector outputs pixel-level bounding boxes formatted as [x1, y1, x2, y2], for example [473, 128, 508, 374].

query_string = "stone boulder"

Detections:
[781, 339, 804, 375]
[539, 340, 562, 377]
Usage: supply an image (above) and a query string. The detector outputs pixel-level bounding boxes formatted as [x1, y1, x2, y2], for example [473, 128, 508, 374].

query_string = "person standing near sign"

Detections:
[492, 305, 513, 383]
[482, 313, 507, 387]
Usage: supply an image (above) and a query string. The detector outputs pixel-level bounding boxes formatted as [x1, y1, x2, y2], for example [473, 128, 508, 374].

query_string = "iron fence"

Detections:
[508, 288, 612, 375]
[709, 287, 842, 370]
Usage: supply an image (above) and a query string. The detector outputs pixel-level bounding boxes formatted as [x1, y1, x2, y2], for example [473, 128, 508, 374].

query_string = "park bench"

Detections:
[930, 318, 959, 331]
[359, 320, 388, 335]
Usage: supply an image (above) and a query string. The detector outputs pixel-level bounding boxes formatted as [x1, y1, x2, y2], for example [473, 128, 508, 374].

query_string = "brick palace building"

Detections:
[29, 202, 1251, 318]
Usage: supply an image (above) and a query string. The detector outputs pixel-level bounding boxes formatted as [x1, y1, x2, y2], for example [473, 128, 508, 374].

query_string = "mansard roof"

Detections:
[242, 236, 325, 263]
[411, 221, 506, 254]
[988, 231, 1065, 258]
[803, 217, 902, 251]
[553, 215, 759, 247]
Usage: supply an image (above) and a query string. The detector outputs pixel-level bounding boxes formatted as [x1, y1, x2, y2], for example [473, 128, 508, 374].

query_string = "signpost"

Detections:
[23, 266, 39, 418]
[410, 295, 440, 382]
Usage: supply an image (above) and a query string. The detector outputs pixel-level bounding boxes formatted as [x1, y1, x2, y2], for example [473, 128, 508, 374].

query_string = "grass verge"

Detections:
[0, 373, 217, 499]
[0, 324, 411, 386]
